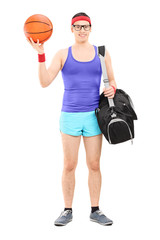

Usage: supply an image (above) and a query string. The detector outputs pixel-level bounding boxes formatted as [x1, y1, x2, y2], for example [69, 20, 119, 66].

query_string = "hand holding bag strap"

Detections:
[98, 46, 115, 108]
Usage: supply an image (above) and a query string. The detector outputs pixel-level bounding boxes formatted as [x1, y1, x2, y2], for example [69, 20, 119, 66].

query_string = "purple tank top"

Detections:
[61, 45, 102, 112]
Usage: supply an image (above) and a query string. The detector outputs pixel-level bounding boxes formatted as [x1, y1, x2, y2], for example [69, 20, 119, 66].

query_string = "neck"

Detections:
[73, 41, 91, 48]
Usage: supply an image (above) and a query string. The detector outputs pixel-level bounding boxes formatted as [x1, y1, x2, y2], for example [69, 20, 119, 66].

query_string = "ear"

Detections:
[71, 26, 74, 33]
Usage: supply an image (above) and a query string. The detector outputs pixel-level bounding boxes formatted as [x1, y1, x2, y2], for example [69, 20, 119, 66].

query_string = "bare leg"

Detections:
[62, 168, 76, 208]
[88, 167, 102, 206]
[60, 132, 81, 208]
[83, 134, 103, 206]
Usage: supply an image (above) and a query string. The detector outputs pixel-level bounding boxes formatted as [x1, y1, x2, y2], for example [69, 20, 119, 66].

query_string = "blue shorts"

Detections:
[59, 110, 102, 137]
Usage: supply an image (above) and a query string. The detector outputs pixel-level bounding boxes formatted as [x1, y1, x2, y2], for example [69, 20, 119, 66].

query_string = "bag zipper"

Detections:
[107, 118, 133, 144]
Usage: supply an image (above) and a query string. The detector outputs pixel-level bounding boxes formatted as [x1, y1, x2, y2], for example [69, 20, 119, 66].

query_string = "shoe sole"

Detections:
[90, 218, 113, 226]
[54, 219, 72, 226]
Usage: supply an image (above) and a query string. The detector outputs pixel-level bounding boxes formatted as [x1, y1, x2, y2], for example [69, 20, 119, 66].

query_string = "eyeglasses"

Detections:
[72, 24, 91, 31]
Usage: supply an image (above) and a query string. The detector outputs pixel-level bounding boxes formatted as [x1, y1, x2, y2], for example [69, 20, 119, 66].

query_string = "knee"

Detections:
[87, 160, 100, 171]
[63, 159, 77, 172]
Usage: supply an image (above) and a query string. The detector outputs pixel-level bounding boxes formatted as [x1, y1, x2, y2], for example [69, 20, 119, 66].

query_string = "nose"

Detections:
[79, 27, 85, 33]
[79, 26, 86, 32]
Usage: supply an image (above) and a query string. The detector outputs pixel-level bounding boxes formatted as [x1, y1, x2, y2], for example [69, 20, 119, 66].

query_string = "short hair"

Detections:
[72, 12, 90, 19]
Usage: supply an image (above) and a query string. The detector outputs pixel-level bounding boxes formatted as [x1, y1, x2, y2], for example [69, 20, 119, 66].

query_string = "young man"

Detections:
[27, 12, 117, 226]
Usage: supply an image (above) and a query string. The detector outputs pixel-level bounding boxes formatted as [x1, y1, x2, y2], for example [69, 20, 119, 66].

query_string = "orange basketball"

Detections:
[24, 14, 53, 43]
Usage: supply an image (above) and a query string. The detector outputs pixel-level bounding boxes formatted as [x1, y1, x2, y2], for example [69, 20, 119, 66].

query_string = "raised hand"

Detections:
[26, 37, 44, 54]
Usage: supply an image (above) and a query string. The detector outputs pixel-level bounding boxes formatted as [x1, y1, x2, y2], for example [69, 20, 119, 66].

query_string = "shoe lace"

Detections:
[96, 210, 104, 216]
[60, 210, 71, 217]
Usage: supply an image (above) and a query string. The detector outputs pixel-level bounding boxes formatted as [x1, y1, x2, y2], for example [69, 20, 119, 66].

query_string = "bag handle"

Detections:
[98, 45, 115, 108]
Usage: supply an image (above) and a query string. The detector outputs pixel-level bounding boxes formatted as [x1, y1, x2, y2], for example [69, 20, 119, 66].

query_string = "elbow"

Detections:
[40, 82, 47, 88]
[39, 78, 51, 88]
[39, 75, 53, 88]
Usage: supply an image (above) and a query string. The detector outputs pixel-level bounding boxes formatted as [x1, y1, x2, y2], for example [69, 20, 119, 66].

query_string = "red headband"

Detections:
[71, 16, 91, 25]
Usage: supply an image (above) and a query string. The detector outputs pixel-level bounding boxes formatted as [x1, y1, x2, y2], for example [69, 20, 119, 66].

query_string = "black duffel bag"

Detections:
[95, 46, 138, 144]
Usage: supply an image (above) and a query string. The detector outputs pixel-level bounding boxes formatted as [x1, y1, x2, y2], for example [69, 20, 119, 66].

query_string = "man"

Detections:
[27, 12, 117, 226]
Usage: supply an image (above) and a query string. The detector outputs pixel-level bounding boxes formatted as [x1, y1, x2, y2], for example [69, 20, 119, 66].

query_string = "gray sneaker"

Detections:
[90, 210, 113, 226]
[54, 210, 73, 226]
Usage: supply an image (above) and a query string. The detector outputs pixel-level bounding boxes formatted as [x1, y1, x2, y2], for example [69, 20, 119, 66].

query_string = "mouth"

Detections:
[78, 34, 87, 38]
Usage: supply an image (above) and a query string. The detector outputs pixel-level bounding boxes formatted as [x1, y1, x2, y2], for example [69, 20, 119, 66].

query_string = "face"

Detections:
[71, 20, 92, 43]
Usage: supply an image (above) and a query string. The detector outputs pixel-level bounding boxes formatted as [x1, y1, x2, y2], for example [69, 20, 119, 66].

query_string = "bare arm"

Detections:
[26, 38, 62, 88]
[103, 49, 117, 98]
[39, 50, 62, 88]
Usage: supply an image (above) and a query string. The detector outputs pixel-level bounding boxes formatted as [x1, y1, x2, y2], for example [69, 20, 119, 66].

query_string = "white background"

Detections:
[0, 0, 160, 239]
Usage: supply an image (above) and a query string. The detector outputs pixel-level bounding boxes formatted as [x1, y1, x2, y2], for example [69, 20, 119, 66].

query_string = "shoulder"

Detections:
[56, 48, 69, 58]
[105, 49, 112, 64]
[105, 49, 111, 60]
[57, 47, 70, 70]
[97, 46, 111, 62]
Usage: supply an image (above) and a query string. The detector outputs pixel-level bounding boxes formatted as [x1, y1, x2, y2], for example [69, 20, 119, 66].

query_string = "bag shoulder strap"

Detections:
[98, 45, 115, 107]
[98, 46, 105, 57]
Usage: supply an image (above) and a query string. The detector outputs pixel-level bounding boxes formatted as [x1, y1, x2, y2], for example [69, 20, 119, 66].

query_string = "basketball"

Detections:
[24, 14, 53, 43]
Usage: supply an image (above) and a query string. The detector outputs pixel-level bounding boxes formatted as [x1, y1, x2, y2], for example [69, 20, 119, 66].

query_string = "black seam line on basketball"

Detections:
[25, 29, 53, 34]
[29, 34, 52, 43]
[25, 21, 51, 26]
